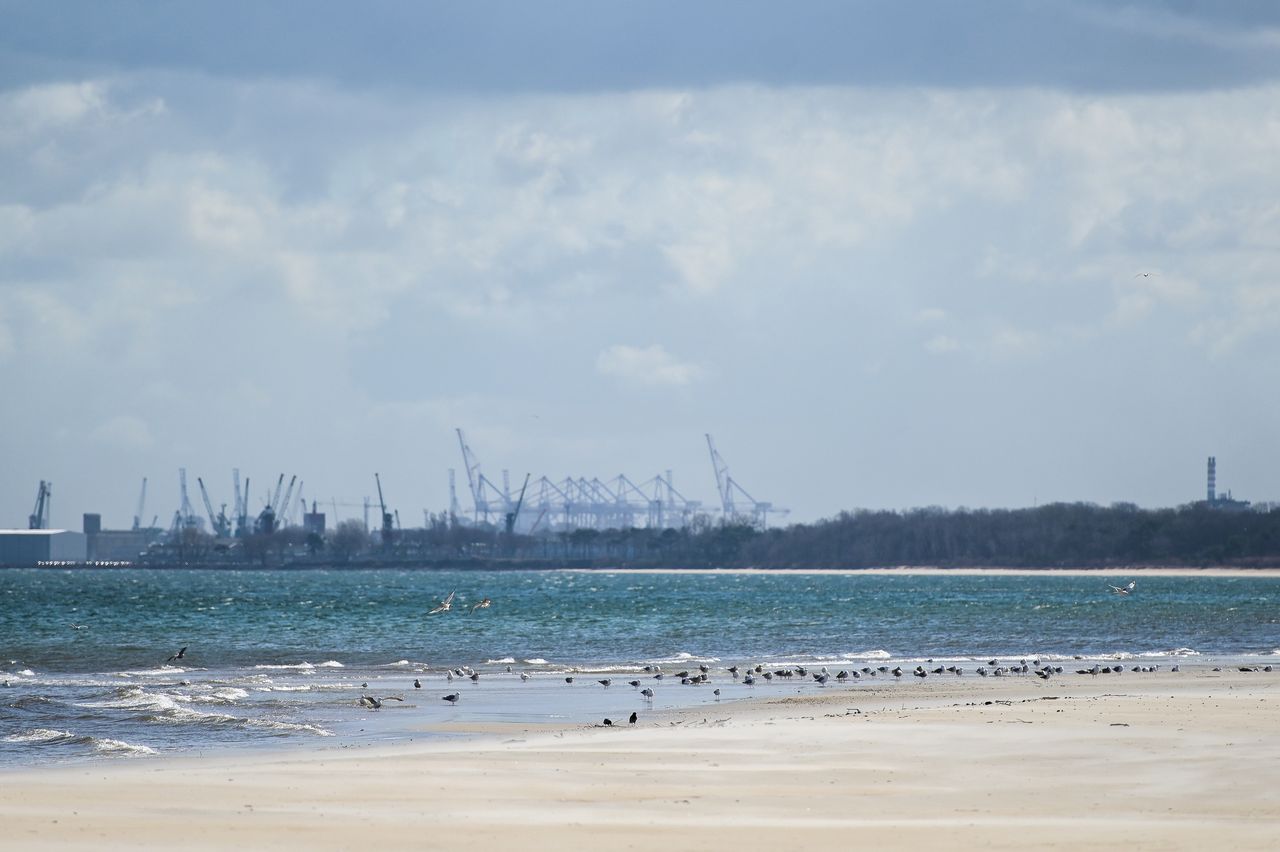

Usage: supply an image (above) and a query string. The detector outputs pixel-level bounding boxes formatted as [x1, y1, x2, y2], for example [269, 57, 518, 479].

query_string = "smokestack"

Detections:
[1207, 456, 1217, 503]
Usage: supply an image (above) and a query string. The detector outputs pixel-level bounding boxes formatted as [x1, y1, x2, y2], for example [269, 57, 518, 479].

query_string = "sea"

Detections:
[2, 567, 1276, 767]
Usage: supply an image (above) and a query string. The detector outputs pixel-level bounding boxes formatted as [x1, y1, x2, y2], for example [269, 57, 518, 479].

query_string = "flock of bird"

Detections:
[150, 581, 1276, 727]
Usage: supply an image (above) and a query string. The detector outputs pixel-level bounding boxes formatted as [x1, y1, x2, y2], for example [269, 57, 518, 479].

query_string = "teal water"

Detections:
[2, 568, 1277, 766]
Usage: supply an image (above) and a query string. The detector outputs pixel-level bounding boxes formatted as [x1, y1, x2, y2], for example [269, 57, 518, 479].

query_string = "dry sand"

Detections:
[3, 668, 1278, 851]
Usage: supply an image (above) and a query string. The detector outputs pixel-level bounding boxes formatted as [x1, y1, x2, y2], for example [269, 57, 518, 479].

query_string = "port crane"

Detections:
[132, 478, 147, 531]
[196, 477, 230, 538]
[374, 473, 393, 547]
[705, 434, 788, 529]
[28, 480, 51, 529]
[505, 473, 531, 536]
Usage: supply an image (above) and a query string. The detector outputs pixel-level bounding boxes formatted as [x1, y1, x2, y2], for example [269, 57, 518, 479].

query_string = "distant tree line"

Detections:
[137, 502, 1280, 569]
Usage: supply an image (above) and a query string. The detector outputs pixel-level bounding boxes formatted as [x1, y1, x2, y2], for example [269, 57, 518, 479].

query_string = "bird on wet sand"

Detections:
[603, 718, 613, 726]
[520, 672, 530, 682]
[629, 711, 637, 725]
[565, 676, 575, 684]
[598, 679, 611, 688]
[640, 687, 654, 699]
[166, 646, 187, 663]
[359, 695, 404, 710]
[442, 693, 459, 703]
[414, 678, 421, 689]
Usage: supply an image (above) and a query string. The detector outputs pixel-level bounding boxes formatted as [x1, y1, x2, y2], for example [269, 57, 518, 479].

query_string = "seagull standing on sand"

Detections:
[442, 693, 459, 704]
[428, 591, 456, 615]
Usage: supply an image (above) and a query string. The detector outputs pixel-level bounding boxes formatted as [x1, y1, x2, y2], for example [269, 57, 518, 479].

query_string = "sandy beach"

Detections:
[3, 667, 1277, 851]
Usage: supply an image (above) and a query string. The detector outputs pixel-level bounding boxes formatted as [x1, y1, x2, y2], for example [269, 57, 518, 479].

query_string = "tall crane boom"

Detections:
[268, 474, 285, 515]
[197, 477, 218, 534]
[505, 473, 531, 535]
[29, 480, 51, 529]
[277, 476, 298, 526]
[178, 468, 197, 528]
[374, 473, 393, 546]
[132, 477, 147, 531]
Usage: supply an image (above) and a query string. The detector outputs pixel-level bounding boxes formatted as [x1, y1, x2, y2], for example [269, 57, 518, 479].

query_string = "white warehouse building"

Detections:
[0, 530, 87, 564]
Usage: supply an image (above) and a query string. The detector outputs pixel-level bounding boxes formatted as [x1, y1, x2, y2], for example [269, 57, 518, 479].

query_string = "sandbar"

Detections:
[2, 667, 1277, 850]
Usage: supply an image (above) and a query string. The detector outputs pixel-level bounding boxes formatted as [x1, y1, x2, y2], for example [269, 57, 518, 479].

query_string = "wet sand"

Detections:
[2, 667, 1277, 850]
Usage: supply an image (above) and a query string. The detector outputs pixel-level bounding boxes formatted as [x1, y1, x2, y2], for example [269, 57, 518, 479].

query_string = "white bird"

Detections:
[1134, 271, 1157, 278]
[1108, 581, 1137, 596]
[429, 591, 456, 615]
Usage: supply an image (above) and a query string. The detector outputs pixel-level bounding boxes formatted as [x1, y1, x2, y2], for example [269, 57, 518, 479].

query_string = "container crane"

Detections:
[132, 477, 147, 531]
[196, 477, 229, 538]
[277, 476, 298, 527]
[505, 473, 530, 536]
[374, 473, 393, 547]
[29, 480, 51, 529]
[178, 468, 198, 529]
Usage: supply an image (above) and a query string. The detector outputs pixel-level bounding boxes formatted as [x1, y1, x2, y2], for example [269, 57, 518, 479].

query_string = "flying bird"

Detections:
[1108, 581, 1137, 596]
[166, 646, 187, 663]
[470, 597, 492, 614]
[358, 695, 404, 709]
[1134, 271, 1157, 278]
[428, 591, 456, 615]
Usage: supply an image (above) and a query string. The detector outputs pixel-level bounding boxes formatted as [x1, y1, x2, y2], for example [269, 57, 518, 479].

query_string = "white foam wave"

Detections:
[93, 738, 157, 756]
[244, 719, 334, 737]
[316, 660, 344, 668]
[1142, 648, 1200, 657]
[258, 685, 312, 692]
[485, 657, 516, 665]
[646, 653, 721, 665]
[189, 688, 249, 704]
[523, 658, 550, 665]
[253, 663, 316, 671]
[840, 649, 893, 660]
[4, 728, 75, 744]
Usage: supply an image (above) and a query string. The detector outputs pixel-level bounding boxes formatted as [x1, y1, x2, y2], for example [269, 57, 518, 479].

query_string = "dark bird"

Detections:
[565, 676, 575, 684]
[359, 695, 404, 709]
[414, 678, 422, 689]
[470, 672, 480, 682]
[628, 680, 641, 688]
[442, 693, 459, 703]
[640, 687, 654, 698]
[603, 718, 613, 726]
[598, 679, 611, 688]
[166, 646, 187, 663]
[629, 711, 637, 724]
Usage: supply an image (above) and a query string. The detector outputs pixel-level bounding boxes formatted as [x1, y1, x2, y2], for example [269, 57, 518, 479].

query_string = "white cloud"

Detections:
[596, 344, 706, 387]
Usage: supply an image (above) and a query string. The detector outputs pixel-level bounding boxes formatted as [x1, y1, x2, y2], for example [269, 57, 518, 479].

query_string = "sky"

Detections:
[3, 1, 1280, 530]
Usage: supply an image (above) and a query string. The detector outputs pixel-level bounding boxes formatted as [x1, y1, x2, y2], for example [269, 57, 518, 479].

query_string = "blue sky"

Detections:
[3, 2, 1280, 529]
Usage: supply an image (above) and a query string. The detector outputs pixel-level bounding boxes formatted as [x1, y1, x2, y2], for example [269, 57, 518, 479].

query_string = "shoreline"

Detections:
[2, 668, 1276, 850]
[567, 565, 1280, 577]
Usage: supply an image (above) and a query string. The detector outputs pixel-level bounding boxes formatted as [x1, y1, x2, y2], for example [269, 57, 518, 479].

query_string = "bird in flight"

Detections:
[470, 597, 492, 614]
[1134, 271, 1157, 278]
[1108, 581, 1137, 595]
[166, 646, 187, 663]
[358, 695, 404, 710]
[428, 591, 456, 615]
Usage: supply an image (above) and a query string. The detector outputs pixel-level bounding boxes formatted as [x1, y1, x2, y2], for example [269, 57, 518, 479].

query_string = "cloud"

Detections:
[596, 344, 706, 387]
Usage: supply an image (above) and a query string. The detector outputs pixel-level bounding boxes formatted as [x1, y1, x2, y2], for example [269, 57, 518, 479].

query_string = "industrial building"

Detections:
[0, 529, 87, 564]
[1203, 456, 1251, 511]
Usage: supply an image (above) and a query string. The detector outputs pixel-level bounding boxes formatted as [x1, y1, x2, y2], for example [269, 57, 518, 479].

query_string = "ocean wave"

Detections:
[316, 661, 344, 668]
[253, 663, 316, 671]
[4, 728, 76, 744]
[243, 719, 334, 737]
[484, 657, 516, 665]
[189, 688, 249, 704]
[839, 650, 893, 660]
[1142, 648, 1200, 657]
[380, 660, 413, 667]
[645, 653, 721, 665]
[3, 728, 156, 756]
[523, 658, 550, 665]
[117, 666, 188, 677]
[258, 685, 312, 692]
